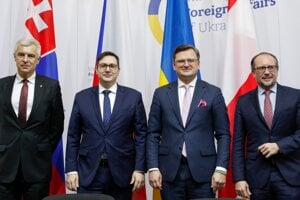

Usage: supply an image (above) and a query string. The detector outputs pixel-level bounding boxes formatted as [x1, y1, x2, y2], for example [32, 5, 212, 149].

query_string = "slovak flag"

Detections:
[25, 0, 66, 194]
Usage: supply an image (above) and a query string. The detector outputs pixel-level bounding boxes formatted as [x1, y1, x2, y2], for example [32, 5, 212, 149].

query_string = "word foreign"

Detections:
[189, 5, 227, 19]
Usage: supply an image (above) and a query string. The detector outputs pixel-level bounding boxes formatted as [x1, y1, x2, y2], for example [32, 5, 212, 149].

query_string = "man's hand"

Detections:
[211, 171, 226, 192]
[149, 170, 162, 190]
[130, 171, 145, 192]
[66, 174, 79, 191]
[235, 181, 251, 199]
[258, 142, 280, 158]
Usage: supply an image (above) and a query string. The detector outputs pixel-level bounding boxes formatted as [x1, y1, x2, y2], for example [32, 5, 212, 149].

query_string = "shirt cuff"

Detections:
[148, 168, 159, 172]
[215, 166, 227, 175]
[67, 171, 78, 176]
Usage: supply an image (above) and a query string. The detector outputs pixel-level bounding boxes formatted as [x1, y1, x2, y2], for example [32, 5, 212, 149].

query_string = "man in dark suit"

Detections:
[0, 38, 64, 200]
[65, 51, 147, 200]
[147, 44, 230, 199]
[232, 52, 300, 199]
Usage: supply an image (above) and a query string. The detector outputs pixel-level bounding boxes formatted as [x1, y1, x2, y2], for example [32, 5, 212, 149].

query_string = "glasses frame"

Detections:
[98, 63, 119, 70]
[175, 58, 198, 65]
[255, 65, 278, 73]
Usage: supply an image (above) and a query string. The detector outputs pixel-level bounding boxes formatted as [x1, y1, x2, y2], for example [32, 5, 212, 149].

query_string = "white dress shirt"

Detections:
[11, 73, 36, 120]
[99, 83, 117, 118]
[257, 83, 277, 114]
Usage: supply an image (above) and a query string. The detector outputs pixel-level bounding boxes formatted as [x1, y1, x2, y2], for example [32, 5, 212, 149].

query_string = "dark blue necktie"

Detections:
[102, 90, 111, 127]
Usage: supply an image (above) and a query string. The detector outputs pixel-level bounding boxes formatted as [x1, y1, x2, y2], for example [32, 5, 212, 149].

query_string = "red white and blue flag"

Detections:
[92, 1, 147, 199]
[25, 0, 66, 194]
[219, 0, 258, 197]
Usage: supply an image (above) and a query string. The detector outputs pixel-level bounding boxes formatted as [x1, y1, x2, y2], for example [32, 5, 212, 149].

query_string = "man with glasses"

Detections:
[232, 52, 300, 199]
[147, 44, 230, 199]
[65, 51, 147, 200]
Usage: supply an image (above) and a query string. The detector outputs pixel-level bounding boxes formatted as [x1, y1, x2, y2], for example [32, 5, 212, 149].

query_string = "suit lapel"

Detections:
[186, 80, 206, 124]
[272, 84, 284, 128]
[103, 85, 123, 133]
[167, 82, 183, 126]
[250, 88, 270, 129]
[90, 86, 104, 132]
[5, 76, 19, 123]
[27, 75, 44, 124]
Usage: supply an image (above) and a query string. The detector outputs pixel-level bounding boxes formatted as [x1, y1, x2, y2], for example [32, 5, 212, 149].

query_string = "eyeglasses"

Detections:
[255, 65, 277, 73]
[98, 63, 119, 70]
[175, 58, 198, 65]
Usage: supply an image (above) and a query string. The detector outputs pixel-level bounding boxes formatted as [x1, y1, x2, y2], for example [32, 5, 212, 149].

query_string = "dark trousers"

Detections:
[0, 164, 49, 200]
[250, 167, 300, 200]
[161, 157, 215, 200]
[78, 160, 132, 200]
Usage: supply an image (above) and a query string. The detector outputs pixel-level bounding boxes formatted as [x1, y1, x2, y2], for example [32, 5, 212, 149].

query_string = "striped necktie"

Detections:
[264, 90, 273, 129]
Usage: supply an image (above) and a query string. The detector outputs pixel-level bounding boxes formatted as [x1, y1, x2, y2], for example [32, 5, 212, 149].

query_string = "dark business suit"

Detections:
[147, 79, 230, 197]
[0, 74, 64, 199]
[65, 85, 147, 197]
[232, 84, 300, 198]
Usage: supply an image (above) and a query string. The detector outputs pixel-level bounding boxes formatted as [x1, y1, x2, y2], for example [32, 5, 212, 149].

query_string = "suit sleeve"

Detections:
[232, 98, 247, 182]
[275, 90, 300, 155]
[212, 88, 231, 169]
[146, 89, 161, 169]
[133, 93, 148, 172]
[49, 82, 64, 150]
[65, 95, 82, 173]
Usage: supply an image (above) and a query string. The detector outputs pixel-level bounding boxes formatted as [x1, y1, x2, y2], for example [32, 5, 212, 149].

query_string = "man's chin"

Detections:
[260, 82, 275, 89]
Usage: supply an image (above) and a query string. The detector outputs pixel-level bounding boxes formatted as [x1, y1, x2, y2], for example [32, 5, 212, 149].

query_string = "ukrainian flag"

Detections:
[154, 1, 199, 199]
[159, 0, 200, 87]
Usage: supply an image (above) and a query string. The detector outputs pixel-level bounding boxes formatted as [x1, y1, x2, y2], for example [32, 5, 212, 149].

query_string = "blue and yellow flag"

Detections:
[153, 1, 199, 199]
[159, 0, 199, 87]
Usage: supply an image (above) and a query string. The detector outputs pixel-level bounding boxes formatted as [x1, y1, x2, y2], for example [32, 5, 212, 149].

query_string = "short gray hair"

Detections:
[14, 37, 41, 57]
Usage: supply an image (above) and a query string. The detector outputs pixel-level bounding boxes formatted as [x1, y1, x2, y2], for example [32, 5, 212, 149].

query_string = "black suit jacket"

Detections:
[0, 74, 64, 183]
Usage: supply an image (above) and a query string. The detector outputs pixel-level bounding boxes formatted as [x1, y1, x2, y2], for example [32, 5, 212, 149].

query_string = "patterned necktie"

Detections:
[264, 90, 273, 129]
[18, 79, 28, 127]
[102, 90, 111, 127]
[181, 85, 192, 157]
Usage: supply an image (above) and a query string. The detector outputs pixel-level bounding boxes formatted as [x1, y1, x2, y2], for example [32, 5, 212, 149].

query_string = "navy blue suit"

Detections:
[147, 80, 230, 196]
[232, 84, 300, 197]
[65, 85, 147, 189]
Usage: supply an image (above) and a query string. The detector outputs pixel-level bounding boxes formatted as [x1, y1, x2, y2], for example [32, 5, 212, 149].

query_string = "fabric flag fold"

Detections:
[25, 0, 65, 194]
[218, 0, 258, 197]
[159, 0, 198, 87]
[92, 0, 107, 86]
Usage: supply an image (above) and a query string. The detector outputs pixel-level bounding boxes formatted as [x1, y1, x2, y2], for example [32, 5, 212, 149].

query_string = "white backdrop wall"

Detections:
[1, 0, 300, 198]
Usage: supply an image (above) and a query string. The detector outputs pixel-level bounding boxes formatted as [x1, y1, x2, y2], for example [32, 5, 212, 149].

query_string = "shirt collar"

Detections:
[16, 72, 36, 84]
[99, 83, 117, 94]
[258, 83, 277, 95]
[178, 77, 197, 88]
